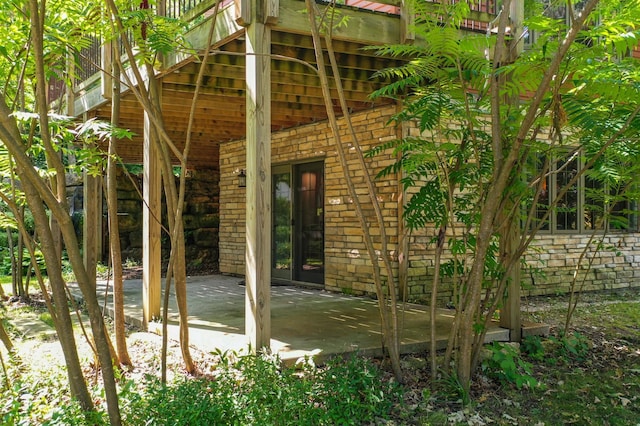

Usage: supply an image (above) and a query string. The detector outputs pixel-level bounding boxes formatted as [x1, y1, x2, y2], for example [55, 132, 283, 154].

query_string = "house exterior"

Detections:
[220, 103, 640, 298]
[70, 0, 640, 345]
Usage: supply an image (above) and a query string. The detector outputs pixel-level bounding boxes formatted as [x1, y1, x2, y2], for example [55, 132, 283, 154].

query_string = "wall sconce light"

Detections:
[238, 169, 246, 188]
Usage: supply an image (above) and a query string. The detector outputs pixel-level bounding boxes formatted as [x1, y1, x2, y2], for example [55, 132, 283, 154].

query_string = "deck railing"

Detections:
[76, 35, 102, 87]
[165, 0, 211, 19]
[67, 0, 215, 92]
[334, 0, 498, 35]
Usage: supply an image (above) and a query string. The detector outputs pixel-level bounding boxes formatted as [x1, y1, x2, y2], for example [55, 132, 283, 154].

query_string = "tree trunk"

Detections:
[21, 178, 94, 411]
[0, 320, 13, 353]
[107, 52, 132, 367]
[16, 208, 26, 297]
[430, 226, 445, 381]
[18, 2, 124, 421]
[146, 73, 195, 373]
[305, 0, 402, 380]
[102, 0, 196, 374]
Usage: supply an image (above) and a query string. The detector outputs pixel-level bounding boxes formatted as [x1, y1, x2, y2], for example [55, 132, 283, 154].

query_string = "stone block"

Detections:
[199, 214, 220, 228]
[195, 228, 218, 247]
[128, 231, 142, 249]
[118, 199, 141, 213]
[182, 214, 197, 230]
[117, 213, 139, 233]
[520, 323, 550, 338]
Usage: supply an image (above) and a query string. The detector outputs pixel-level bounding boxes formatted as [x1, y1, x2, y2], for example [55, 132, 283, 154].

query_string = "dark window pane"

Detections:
[556, 156, 578, 231]
[584, 173, 605, 230]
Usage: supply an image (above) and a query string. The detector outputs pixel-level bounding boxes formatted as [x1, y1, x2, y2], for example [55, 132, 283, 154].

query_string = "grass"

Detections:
[479, 295, 640, 425]
[405, 291, 640, 425]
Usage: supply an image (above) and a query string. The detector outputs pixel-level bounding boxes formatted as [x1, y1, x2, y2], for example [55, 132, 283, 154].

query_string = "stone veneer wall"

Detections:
[219, 105, 640, 303]
[523, 234, 640, 296]
[71, 166, 220, 272]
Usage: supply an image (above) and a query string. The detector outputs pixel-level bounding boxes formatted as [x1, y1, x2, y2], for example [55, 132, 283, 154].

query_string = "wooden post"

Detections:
[400, 0, 415, 43]
[142, 98, 162, 328]
[500, 224, 522, 341]
[101, 41, 113, 100]
[499, 0, 525, 342]
[245, 0, 272, 351]
[83, 172, 101, 288]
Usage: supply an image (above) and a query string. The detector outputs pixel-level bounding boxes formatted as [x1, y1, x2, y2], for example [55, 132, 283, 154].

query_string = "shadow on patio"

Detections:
[91, 275, 510, 364]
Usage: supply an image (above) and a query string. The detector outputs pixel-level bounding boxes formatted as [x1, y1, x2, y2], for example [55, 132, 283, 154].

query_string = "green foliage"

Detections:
[548, 332, 590, 364]
[38, 312, 54, 328]
[482, 342, 539, 389]
[0, 351, 401, 425]
[0, 357, 95, 426]
[521, 335, 545, 361]
[520, 332, 590, 367]
[434, 371, 470, 406]
[368, 0, 640, 393]
[121, 353, 401, 426]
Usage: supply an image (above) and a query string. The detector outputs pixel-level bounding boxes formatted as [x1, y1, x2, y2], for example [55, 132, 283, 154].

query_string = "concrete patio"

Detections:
[92, 275, 510, 364]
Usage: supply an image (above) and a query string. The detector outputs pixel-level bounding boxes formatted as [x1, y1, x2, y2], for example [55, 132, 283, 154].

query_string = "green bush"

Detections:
[521, 335, 545, 361]
[1, 351, 402, 425]
[548, 332, 590, 364]
[482, 342, 539, 389]
[314, 355, 400, 424]
[122, 353, 401, 426]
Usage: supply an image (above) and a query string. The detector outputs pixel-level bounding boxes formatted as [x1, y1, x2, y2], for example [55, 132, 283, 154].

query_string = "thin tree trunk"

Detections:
[452, 0, 601, 395]
[430, 227, 445, 381]
[16, 218, 26, 297]
[0, 192, 58, 324]
[103, 0, 197, 374]
[305, 0, 402, 380]
[21, 178, 94, 411]
[5, 228, 14, 297]
[20, 2, 123, 421]
[151, 74, 195, 374]
[0, 320, 12, 353]
[160, 0, 223, 379]
[107, 51, 132, 367]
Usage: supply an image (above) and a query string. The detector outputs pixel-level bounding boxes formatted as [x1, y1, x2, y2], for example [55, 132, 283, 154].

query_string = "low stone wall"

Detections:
[68, 166, 220, 273]
[524, 234, 640, 296]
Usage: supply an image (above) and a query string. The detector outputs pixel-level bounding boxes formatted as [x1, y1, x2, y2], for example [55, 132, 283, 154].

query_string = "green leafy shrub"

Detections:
[0, 361, 105, 426]
[313, 355, 401, 425]
[122, 353, 401, 426]
[482, 342, 539, 389]
[1, 351, 401, 425]
[548, 332, 590, 363]
[521, 335, 545, 361]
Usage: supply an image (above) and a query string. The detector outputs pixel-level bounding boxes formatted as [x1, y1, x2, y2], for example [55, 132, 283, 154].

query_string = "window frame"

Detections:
[527, 150, 637, 234]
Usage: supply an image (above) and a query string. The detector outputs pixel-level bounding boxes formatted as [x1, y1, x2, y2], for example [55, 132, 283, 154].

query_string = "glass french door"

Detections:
[272, 162, 324, 284]
[272, 167, 293, 280]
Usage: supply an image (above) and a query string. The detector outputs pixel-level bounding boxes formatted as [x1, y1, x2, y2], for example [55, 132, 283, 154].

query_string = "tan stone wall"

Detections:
[219, 105, 640, 302]
[220, 105, 402, 294]
[524, 234, 640, 296]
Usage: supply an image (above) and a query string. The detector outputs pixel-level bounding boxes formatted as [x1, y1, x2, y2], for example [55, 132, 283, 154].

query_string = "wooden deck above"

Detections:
[70, 0, 496, 168]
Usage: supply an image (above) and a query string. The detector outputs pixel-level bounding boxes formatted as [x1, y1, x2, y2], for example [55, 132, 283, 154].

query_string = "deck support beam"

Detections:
[244, 0, 272, 351]
[83, 171, 102, 288]
[499, 0, 525, 342]
[142, 100, 162, 328]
